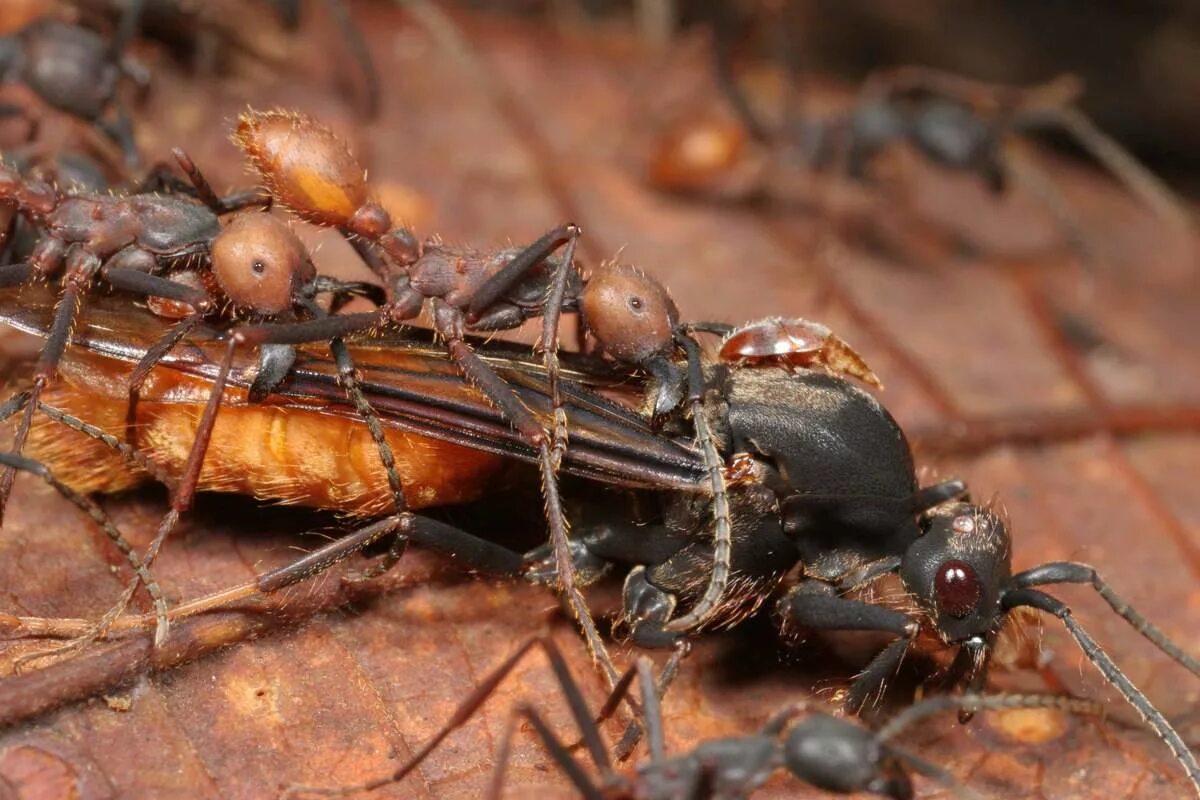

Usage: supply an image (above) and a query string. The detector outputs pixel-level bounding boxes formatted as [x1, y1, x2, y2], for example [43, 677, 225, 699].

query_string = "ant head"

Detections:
[901, 502, 1012, 646]
[783, 716, 912, 798]
[210, 212, 315, 316]
[579, 262, 679, 368]
[234, 108, 373, 230]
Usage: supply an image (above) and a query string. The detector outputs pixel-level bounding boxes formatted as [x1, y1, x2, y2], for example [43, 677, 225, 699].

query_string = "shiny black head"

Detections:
[784, 715, 912, 799]
[901, 502, 1012, 646]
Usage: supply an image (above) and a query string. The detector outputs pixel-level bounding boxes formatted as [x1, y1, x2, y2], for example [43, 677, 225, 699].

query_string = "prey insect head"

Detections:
[901, 502, 1011, 645]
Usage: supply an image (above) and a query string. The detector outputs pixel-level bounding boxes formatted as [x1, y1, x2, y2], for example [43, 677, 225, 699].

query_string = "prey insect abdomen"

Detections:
[21, 350, 510, 516]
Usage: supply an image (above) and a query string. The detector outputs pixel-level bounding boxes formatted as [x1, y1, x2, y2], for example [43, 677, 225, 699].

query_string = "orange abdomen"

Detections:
[22, 350, 508, 517]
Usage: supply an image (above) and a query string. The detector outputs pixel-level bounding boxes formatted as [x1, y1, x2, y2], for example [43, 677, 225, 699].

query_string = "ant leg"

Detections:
[467, 223, 580, 465]
[0, 452, 167, 670]
[1013, 563, 1200, 677]
[0, 247, 95, 524]
[1003, 588, 1200, 794]
[536, 227, 580, 468]
[1003, 150, 1102, 270]
[664, 333, 731, 634]
[327, 336, 411, 581]
[283, 635, 610, 798]
[171, 148, 269, 213]
[910, 479, 969, 513]
[7, 507, 526, 642]
[1022, 107, 1191, 231]
[97, 98, 141, 171]
[707, 1, 771, 142]
[91, 338, 240, 648]
[434, 301, 619, 689]
[778, 579, 919, 714]
[123, 311, 207, 442]
[323, 0, 381, 119]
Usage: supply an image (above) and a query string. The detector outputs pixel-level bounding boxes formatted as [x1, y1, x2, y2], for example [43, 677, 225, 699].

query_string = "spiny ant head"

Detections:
[783, 716, 912, 798]
[234, 108, 370, 228]
[579, 262, 679, 367]
[210, 212, 314, 315]
[901, 502, 1012, 645]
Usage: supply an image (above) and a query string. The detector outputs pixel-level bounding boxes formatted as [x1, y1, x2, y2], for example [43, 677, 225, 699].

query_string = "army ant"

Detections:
[5, 283, 1197, 793]
[286, 635, 1102, 799]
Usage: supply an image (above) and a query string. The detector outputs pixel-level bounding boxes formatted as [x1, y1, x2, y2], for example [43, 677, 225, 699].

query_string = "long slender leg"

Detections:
[0, 250, 94, 524]
[536, 226, 580, 467]
[123, 312, 206, 443]
[323, 0, 382, 119]
[328, 336, 411, 581]
[283, 635, 611, 798]
[1013, 563, 1200, 677]
[664, 333, 731, 633]
[1003, 588, 1200, 795]
[0, 453, 166, 670]
[81, 338, 239, 650]
[439, 323, 618, 688]
[170, 148, 270, 213]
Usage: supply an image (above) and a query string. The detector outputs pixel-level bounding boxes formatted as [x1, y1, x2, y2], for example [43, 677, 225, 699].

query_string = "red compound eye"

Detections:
[935, 560, 982, 618]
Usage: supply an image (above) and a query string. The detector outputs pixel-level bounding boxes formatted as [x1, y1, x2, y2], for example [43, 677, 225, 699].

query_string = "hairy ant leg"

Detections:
[0, 449, 167, 667]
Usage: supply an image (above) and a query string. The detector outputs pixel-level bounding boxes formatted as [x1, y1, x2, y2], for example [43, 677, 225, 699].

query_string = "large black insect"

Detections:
[284, 635, 1103, 799]
[0, 287, 1197, 793]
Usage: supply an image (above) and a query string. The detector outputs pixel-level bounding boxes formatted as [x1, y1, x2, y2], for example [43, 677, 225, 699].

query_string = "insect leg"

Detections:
[1013, 562, 1200, 677]
[777, 579, 919, 714]
[1003, 588, 1200, 796]
[664, 333, 731, 634]
[0, 452, 166, 670]
[436, 301, 619, 688]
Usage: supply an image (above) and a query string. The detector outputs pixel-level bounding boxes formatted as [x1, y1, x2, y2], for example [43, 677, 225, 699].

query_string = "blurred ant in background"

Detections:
[647, 2, 1191, 269]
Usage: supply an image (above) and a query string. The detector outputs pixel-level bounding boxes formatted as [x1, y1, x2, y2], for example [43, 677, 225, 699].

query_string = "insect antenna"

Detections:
[1002, 587, 1200, 796]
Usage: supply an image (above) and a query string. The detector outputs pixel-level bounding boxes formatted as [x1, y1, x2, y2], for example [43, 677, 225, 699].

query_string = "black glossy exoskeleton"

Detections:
[0, 17, 148, 168]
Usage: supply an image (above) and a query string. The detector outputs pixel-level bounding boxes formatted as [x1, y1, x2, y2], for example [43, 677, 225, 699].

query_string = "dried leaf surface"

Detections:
[0, 6, 1198, 799]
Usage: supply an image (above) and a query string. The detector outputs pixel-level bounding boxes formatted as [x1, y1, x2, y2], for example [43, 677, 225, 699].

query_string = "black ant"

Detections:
[68, 0, 380, 118]
[654, 59, 1190, 264]
[0, 15, 150, 169]
[285, 635, 1102, 799]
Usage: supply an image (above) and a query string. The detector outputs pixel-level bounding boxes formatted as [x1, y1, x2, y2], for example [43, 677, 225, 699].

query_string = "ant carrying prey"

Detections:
[2, 285, 1197, 795]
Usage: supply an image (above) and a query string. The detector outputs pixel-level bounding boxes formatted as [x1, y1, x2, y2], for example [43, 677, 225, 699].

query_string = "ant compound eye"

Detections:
[629, 296, 644, 312]
[935, 560, 982, 618]
[252, 260, 267, 275]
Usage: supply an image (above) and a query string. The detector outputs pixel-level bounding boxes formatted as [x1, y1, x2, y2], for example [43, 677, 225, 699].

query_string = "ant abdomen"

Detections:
[234, 108, 375, 231]
[210, 212, 314, 315]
